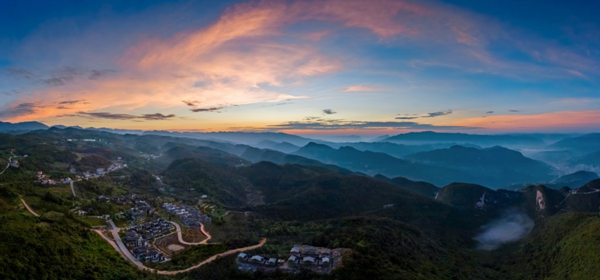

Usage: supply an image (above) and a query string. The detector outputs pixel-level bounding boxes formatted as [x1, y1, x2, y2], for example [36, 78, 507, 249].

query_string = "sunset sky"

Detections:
[1, 0, 599, 135]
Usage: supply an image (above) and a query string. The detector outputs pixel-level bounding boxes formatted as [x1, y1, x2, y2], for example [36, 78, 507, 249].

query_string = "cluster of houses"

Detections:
[237, 253, 285, 269]
[97, 193, 138, 205]
[9, 159, 19, 168]
[162, 203, 212, 227]
[37, 171, 73, 186]
[127, 199, 154, 221]
[128, 218, 174, 240]
[123, 218, 173, 263]
[79, 162, 127, 179]
[287, 245, 331, 267]
[237, 245, 349, 274]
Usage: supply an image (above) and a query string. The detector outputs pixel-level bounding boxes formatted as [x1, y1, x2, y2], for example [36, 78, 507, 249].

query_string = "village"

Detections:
[94, 193, 215, 264]
[236, 244, 351, 274]
[123, 218, 174, 262]
[36, 159, 127, 185]
[4, 148, 349, 275]
[162, 202, 212, 227]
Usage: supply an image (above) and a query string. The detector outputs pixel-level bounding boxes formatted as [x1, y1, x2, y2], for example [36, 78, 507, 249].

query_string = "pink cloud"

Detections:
[302, 31, 331, 42]
[343, 85, 388, 92]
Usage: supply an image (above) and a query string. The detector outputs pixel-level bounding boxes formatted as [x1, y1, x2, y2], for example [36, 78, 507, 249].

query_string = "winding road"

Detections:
[98, 220, 266, 275]
[69, 180, 76, 197]
[170, 221, 211, 245]
[21, 197, 40, 217]
[0, 157, 11, 175]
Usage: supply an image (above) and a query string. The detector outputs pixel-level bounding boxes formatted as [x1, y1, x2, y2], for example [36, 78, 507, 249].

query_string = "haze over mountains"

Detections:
[2, 121, 599, 188]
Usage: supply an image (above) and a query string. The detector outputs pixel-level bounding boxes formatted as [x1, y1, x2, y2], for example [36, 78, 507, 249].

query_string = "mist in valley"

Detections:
[474, 210, 535, 251]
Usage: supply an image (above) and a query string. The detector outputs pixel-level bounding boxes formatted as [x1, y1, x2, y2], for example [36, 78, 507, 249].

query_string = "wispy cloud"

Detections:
[423, 109, 453, 118]
[182, 100, 201, 107]
[6, 67, 114, 87]
[190, 107, 225, 113]
[395, 110, 453, 119]
[78, 112, 176, 121]
[343, 85, 388, 92]
[88, 69, 116, 80]
[59, 100, 83, 105]
[266, 117, 474, 130]
[395, 116, 418, 120]
[323, 109, 337, 115]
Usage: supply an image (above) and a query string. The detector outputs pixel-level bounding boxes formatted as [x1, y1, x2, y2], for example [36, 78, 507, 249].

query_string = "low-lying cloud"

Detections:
[474, 210, 534, 251]
[395, 116, 418, 120]
[190, 107, 225, 112]
[78, 112, 176, 121]
[268, 117, 476, 130]
[396, 110, 453, 119]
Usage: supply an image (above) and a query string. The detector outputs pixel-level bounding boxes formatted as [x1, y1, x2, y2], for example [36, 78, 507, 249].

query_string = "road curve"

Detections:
[157, 237, 267, 275]
[107, 220, 148, 269]
[100, 220, 266, 275]
[0, 160, 9, 175]
[170, 221, 211, 245]
[21, 197, 40, 217]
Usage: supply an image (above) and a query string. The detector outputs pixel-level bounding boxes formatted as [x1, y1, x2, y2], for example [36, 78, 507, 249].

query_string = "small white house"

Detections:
[249, 255, 265, 264]
[302, 256, 316, 265]
[287, 255, 299, 265]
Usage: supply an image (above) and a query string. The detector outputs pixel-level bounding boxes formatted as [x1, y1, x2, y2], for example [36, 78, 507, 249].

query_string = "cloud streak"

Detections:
[395, 110, 453, 119]
[423, 109, 453, 118]
[343, 85, 388, 92]
[266, 117, 475, 131]
[190, 107, 225, 112]
[78, 112, 176, 121]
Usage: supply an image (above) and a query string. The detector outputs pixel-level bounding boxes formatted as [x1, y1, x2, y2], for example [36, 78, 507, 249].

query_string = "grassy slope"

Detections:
[507, 212, 600, 280]
[0, 211, 147, 280]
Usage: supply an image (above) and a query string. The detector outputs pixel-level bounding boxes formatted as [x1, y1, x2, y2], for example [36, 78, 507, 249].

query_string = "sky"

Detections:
[1, 0, 600, 135]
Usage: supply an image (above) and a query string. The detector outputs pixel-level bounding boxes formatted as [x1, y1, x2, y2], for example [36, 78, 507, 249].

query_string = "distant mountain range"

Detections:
[292, 143, 558, 188]
[383, 131, 546, 148]
[255, 140, 300, 153]
[0, 121, 48, 132]
[144, 130, 319, 146]
[405, 145, 557, 188]
[325, 141, 455, 158]
[551, 133, 600, 154]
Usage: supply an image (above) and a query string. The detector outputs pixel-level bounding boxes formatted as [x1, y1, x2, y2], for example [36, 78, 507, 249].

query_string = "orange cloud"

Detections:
[453, 110, 600, 131]
[3, 0, 485, 125]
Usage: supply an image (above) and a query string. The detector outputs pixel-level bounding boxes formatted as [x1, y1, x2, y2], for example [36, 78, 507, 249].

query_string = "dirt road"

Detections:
[100, 220, 266, 275]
